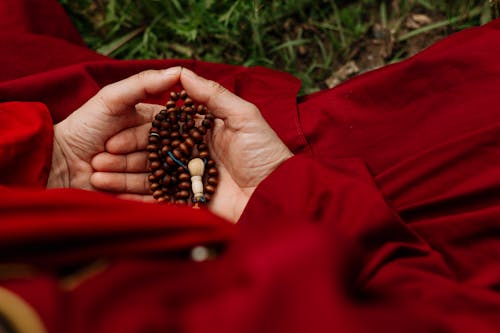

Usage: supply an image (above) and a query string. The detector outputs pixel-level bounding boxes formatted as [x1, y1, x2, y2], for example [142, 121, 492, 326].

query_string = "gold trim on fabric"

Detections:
[59, 260, 108, 290]
[0, 265, 38, 280]
[0, 287, 47, 333]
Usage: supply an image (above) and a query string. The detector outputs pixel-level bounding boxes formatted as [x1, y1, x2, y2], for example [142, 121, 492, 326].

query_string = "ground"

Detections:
[60, 0, 499, 94]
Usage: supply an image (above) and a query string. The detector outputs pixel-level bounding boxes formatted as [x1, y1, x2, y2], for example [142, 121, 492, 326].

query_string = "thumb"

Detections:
[179, 68, 260, 122]
[95, 67, 181, 116]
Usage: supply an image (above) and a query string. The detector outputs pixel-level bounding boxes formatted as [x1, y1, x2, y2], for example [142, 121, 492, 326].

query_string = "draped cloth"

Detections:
[0, 1, 499, 332]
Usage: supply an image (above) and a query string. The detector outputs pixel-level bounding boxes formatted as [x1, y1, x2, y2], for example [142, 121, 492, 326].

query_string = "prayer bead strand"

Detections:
[147, 90, 218, 207]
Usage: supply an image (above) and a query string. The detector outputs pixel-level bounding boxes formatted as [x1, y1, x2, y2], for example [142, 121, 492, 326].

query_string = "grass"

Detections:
[60, 0, 499, 94]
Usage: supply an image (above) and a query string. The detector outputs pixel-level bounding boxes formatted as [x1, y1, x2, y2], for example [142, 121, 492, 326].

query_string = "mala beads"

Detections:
[147, 90, 218, 207]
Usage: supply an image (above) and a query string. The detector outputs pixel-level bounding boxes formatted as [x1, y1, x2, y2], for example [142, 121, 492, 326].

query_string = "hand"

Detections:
[179, 69, 293, 221]
[47, 67, 182, 190]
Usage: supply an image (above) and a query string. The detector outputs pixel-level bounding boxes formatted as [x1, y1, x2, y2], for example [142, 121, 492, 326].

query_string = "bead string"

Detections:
[147, 90, 218, 207]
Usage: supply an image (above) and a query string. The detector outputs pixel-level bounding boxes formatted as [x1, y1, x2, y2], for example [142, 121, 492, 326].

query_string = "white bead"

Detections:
[188, 158, 205, 200]
[191, 246, 210, 262]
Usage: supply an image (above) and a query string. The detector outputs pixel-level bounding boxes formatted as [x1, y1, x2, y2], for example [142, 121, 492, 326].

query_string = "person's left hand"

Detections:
[47, 67, 181, 191]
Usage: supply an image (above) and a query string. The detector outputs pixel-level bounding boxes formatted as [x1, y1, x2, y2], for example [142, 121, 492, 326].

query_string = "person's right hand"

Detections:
[179, 68, 293, 221]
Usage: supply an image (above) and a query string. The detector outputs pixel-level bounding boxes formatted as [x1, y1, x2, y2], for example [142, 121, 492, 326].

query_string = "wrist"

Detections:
[46, 126, 70, 188]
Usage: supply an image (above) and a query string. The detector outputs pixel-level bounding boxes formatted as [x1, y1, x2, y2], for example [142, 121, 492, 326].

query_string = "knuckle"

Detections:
[246, 102, 261, 117]
[135, 69, 154, 82]
[208, 80, 227, 96]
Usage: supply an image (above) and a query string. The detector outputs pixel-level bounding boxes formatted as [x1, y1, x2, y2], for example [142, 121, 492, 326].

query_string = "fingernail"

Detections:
[181, 67, 197, 78]
[164, 66, 180, 75]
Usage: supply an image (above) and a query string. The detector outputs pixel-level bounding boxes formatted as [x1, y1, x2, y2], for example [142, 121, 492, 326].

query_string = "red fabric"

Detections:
[0, 0, 499, 332]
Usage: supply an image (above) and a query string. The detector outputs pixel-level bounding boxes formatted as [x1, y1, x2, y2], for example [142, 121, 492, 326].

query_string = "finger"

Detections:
[91, 151, 148, 172]
[96, 67, 181, 116]
[105, 103, 167, 154]
[117, 193, 156, 203]
[90, 172, 150, 194]
[179, 68, 259, 122]
[105, 123, 151, 154]
[134, 103, 166, 123]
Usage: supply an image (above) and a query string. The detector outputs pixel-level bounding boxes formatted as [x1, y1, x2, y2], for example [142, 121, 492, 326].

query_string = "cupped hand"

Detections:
[88, 68, 292, 222]
[47, 67, 182, 190]
[179, 69, 293, 221]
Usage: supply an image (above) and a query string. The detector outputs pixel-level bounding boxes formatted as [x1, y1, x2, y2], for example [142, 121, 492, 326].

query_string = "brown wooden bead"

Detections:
[150, 127, 160, 134]
[204, 193, 212, 202]
[184, 106, 193, 114]
[198, 143, 208, 151]
[150, 161, 161, 170]
[184, 137, 195, 148]
[171, 123, 180, 131]
[198, 126, 207, 135]
[166, 100, 176, 108]
[148, 135, 159, 144]
[178, 181, 190, 190]
[178, 143, 190, 155]
[152, 119, 161, 128]
[155, 112, 165, 121]
[205, 184, 216, 194]
[163, 194, 172, 202]
[184, 97, 194, 106]
[198, 105, 207, 115]
[148, 174, 156, 182]
[170, 131, 180, 139]
[172, 148, 182, 159]
[161, 146, 170, 155]
[177, 166, 185, 173]
[183, 120, 195, 130]
[160, 121, 170, 129]
[175, 190, 190, 199]
[208, 167, 218, 176]
[150, 183, 161, 191]
[180, 90, 188, 100]
[153, 190, 164, 199]
[202, 119, 213, 129]
[156, 197, 167, 203]
[178, 172, 190, 181]
[160, 130, 170, 138]
[179, 112, 187, 122]
[148, 152, 159, 161]
[206, 159, 215, 168]
[147, 144, 159, 152]
[190, 129, 203, 143]
[175, 199, 188, 205]
[199, 151, 209, 159]
[166, 156, 176, 166]
[171, 139, 181, 148]
[207, 177, 218, 186]
[170, 91, 179, 101]
[161, 138, 171, 146]
[206, 113, 215, 121]
[161, 174, 172, 186]
[153, 169, 165, 178]
[181, 133, 189, 139]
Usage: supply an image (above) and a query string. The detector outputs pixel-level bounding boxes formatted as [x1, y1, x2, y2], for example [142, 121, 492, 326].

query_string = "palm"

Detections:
[208, 114, 292, 221]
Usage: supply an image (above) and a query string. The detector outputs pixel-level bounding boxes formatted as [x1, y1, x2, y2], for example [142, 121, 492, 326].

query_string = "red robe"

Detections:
[0, 1, 499, 332]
